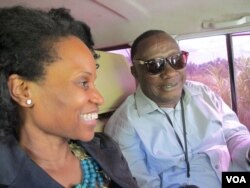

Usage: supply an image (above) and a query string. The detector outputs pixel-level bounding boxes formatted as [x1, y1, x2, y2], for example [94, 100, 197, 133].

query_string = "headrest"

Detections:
[95, 51, 136, 114]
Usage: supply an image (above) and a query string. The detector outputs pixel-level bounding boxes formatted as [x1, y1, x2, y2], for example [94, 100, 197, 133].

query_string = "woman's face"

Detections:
[25, 36, 104, 142]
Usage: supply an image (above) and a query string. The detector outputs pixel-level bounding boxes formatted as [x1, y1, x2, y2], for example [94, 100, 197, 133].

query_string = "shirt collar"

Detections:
[183, 81, 202, 103]
[134, 81, 202, 117]
[134, 86, 160, 117]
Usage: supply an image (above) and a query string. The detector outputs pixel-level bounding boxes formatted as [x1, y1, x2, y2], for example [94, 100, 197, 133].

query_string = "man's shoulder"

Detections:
[118, 93, 135, 108]
[109, 93, 136, 117]
[104, 93, 138, 135]
[184, 80, 213, 95]
[185, 80, 208, 89]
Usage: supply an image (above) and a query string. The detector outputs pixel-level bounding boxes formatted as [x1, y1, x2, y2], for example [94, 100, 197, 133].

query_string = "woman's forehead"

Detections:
[44, 36, 96, 76]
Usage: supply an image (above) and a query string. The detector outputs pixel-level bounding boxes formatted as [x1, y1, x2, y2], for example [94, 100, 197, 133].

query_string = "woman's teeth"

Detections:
[80, 113, 98, 120]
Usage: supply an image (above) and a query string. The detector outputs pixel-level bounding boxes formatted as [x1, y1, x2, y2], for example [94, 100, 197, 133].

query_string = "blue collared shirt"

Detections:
[104, 80, 250, 188]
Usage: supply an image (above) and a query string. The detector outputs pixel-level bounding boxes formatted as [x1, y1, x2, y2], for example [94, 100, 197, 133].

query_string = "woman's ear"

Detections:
[7, 74, 33, 107]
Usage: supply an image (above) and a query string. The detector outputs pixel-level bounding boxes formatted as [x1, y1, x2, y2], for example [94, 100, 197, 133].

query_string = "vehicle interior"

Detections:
[1, 0, 249, 48]
[1, 0, 250, 130]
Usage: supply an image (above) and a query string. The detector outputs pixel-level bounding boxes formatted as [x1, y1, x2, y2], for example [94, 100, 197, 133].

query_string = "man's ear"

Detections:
[7, 74, 33, 107]
[130, 65, 138, 79]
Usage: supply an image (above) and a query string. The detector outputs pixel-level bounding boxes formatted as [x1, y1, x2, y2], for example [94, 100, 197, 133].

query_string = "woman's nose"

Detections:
[91, 88, 104, 106]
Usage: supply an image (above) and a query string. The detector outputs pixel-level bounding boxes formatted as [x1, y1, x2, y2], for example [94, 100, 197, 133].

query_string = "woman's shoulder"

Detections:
[81, 132, 120, 150]
[78, 133, 139, 188]
[0, 135, 18, 152]
[0, 135, 26, 186]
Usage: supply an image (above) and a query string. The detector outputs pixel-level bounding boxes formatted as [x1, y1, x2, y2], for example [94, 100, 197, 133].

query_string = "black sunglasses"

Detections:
[133, 51, 189, 75]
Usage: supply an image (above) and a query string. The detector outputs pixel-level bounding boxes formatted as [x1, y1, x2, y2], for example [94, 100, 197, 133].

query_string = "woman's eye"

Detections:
[81, 81, 89, 89]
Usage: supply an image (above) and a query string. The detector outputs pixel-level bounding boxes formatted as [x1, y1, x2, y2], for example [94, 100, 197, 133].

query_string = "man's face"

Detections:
[132, 33, 186, 108]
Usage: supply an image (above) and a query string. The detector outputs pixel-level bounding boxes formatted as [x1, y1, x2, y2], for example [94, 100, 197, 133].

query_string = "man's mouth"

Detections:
[162, 82, 178, 91]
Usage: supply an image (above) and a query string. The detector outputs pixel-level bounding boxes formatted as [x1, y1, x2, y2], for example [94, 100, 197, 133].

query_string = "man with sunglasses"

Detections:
[104, 30, 250, 188]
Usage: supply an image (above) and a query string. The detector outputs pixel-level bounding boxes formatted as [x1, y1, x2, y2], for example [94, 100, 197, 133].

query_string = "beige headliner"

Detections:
[1, 0, 250, 48]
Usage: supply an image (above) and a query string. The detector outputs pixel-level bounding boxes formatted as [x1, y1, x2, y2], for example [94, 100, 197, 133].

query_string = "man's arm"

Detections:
[104, 117, 161, 188]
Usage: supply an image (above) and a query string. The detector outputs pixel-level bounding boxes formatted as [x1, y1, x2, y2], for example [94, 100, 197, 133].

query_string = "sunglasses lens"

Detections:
[146, 59, 165, 74]
[136, 51, 188, 75]
[169, 52, 187, 69]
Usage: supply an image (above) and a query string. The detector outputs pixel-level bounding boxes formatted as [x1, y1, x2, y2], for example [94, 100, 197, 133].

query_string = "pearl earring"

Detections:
[26, 99, 32, 105]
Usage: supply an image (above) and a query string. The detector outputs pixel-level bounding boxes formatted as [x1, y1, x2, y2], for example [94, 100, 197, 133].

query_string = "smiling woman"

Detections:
[0, 6, 138, 188]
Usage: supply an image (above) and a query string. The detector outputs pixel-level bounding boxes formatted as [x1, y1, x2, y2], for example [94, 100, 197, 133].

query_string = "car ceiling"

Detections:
[0, 0, 250, 49]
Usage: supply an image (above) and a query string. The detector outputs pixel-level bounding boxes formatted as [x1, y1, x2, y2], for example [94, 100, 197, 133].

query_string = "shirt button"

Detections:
[215, 164, 219, 169]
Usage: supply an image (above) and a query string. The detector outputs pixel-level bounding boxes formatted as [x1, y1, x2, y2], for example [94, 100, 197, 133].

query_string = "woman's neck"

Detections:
[19, 131, 82, 187]
[19, 126, 71, 164]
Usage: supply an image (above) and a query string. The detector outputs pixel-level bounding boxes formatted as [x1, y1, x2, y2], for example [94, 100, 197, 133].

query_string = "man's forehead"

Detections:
[135, 35, 178, 58]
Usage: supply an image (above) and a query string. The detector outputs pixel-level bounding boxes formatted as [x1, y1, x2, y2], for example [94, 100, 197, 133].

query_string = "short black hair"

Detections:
[130, 30, 166, 60]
